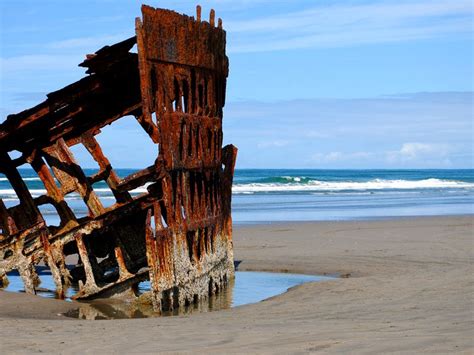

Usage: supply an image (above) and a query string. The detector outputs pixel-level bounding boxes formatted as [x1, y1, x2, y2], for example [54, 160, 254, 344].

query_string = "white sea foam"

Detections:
[95, 186, 149, 195]
[0, 187, 148, 201]
[1, 179, 472, 202]
[0, 177, 41, 181]
[281, 176, 303, 182]
[0, 188, 48, 197]
[232, 178, 474, 194]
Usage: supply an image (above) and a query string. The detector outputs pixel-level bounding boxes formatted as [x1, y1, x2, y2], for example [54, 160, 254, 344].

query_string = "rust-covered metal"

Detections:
[0, 4, 237, 311]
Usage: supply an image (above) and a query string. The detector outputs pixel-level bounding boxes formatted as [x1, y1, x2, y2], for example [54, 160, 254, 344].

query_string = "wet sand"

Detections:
[1, 216, 473, 353]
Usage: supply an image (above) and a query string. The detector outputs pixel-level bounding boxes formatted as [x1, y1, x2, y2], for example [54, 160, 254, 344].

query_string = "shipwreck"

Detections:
[0, 5, 237, 312]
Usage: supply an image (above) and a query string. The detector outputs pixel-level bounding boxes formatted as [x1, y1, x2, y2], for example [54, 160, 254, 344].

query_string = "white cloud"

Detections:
[223, 92, 472, 168]
[311, 151, 374, 163]
[386, 142, 453, 164]
[309, 144, 458, 167]
[48, 34, 128, 50]
[227, 0, 473, 52]
[400, 142, 448, 158]
[1, 32, 129, 77]
[304, 130, 332, 139]
[257, 140, 289, 148]
[0, 54, 81, 73]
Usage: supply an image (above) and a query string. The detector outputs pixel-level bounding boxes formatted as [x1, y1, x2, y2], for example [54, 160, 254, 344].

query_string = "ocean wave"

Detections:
[232, 178, 474, 193]
[0, 186, 149, 200]
[254, 176, 313, 184]
[94, 187, 149, 194]
[1, 179, 472, 201]
[0, 177, 41, 181]
[0, 188, 48, 197]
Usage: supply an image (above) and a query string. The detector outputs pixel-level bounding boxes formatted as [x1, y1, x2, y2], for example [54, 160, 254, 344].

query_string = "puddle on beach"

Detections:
[4, 268, 335, 320]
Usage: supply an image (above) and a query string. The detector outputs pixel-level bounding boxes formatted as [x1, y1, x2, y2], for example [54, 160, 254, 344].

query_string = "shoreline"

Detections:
[1, 215, 473, 353]
[232, 212, 474, 226]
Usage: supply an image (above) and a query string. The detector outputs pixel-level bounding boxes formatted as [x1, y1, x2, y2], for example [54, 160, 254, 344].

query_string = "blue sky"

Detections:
[1, 0, 472, 168]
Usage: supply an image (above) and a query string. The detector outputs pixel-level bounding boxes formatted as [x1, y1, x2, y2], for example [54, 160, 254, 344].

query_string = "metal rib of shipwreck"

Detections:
[0, 5, 237, 311]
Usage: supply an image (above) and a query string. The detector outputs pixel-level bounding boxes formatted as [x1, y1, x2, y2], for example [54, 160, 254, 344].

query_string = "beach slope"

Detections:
[0, 216, 472, 353]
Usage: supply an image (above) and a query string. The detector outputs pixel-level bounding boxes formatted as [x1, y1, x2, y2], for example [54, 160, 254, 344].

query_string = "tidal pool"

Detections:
[4, 268, 335, 319]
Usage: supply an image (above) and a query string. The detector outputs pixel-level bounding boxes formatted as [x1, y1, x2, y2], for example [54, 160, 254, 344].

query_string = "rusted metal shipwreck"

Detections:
[0, 5, 237, 311]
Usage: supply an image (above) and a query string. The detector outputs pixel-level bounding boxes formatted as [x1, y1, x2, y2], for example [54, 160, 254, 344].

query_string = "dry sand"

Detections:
[0, 216, 473, 354]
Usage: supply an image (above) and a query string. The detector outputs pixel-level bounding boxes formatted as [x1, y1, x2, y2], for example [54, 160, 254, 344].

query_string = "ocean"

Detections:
[1, 169, 473, 224]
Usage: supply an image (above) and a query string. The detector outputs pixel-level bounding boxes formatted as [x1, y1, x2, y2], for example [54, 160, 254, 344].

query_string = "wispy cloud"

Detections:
[48, 34, 127, 50]
[0, 54, 81, 73]
[224, 92, 473, 168]
[10, 92, 47, 103]
[310, 143, 457, 167]
[311, 151, 375, 164]
[399, 142, 450, 159]
[386, 142, 453, 165]
[227, 0, 473, 52]
[304, 131, 332, 139]
[257, 140, 290, 148]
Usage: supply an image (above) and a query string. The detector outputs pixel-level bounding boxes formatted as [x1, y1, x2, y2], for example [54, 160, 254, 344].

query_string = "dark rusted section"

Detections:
[0, 5, 237, 311]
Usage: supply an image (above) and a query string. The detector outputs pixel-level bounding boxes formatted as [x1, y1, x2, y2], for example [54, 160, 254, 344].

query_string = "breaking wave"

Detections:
[0, 177, 41, 181]
[0, 186, 149, 200]
[232, 178, 474, 194]
[1, 178, 473, 201]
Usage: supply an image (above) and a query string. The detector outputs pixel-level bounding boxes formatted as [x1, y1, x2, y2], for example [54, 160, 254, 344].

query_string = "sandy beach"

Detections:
[0, 215, 473, 354]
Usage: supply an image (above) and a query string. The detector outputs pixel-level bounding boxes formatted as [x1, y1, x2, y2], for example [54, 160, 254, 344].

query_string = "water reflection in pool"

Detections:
[5, 269, 335, 319]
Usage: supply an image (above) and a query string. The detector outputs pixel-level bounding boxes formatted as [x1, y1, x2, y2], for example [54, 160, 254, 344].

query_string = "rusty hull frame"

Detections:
[0, 5, 237, 312]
